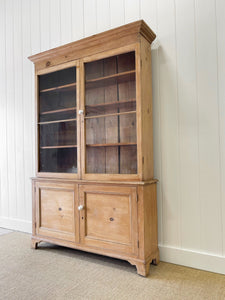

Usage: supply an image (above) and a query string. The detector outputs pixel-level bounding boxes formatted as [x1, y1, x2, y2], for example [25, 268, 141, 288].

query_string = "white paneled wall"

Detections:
[0, 0, 224, 274]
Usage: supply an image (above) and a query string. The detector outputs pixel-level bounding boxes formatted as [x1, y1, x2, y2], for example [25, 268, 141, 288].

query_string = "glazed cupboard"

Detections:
[29, 20, 159, 276]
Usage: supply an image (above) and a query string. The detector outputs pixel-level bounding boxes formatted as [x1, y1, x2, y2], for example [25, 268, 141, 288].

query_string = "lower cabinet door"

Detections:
[35, 182, 77, 243]
[78, 185, 138, 255]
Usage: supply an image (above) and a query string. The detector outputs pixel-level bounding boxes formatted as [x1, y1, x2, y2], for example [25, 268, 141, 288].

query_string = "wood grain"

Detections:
[79, 184, 138, 255]
[139, 35, 154, 180]
[36, 181, 77, 242]
[30, 21, 158, 277]
[29, 20, 156, 71]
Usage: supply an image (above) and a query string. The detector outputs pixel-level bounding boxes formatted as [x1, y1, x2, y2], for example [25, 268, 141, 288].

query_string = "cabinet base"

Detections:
[128, 250, 159, 277]
[30, 237, 159, 277]
[31, 237, 41, 249]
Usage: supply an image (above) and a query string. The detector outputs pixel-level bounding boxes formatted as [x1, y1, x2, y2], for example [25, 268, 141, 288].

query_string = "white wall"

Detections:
[0, 0, 224, 274]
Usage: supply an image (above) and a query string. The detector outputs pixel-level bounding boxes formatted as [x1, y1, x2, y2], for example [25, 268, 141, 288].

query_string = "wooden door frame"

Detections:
[35, 60, 81, 180]
[79, 43, 142, 181]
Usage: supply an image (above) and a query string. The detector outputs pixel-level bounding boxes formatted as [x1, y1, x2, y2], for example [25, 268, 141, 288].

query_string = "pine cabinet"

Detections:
[29, 20, 159, 276]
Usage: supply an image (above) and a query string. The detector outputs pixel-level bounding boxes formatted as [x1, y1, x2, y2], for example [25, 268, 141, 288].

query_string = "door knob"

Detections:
[79, 110, 84, 115]
[78, 205, 84, 211]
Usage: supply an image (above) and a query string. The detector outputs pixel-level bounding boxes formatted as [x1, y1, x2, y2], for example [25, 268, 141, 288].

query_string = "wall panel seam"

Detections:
[214, 0, 224, 256]
[12, 0, 17, 218]
[155, 0, 164, 245]
[5, 0, 9, 218]
[70, 0, 72, 41]
[139, 0, 141, 19]
[59, 0, 62, 44]
[193, 0, 201, 252]
[21, 0, 26, 221]
[174, 0, 182, 249]
[108, 0, 111, 27]
[49, 0, 51, 47]
[123, 0, 125, 24]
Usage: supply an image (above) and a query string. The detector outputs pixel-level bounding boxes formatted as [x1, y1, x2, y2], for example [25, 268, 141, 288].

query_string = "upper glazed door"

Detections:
[37, 62, 80, 178]
[81, 49, 140, 180]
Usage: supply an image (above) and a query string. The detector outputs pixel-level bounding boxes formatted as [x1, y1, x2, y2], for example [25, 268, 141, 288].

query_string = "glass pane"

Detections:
[86, 99, 136, 117]
[40, 121, 76, 147]
[39, 67, 76, 90]
[84, 51, 137, 174]
[86, 114, 136, 145]
[86, 145, 137, 174]
[39, 89, 76, 122]
[39, 148, 77, 173]
[38, 66, 77, 173]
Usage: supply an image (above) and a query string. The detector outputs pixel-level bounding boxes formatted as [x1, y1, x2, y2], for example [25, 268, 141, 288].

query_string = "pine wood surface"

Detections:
[29, 20, 158, 276]
[38, 118, 77, 125]
[86, 142, 136, 147]
[40, 82, 76, 93]
[40, 145, 77, 149]
[41, 107, 76, 115]
[31, 177, 158, 186]
[139, 36, 154, 180]
[32, 179, 158, 276]
[79, 184, 138, 255]
[29, 20, 156, 70]
[84, 110, 136, 119]
[35, 181, 77, 242]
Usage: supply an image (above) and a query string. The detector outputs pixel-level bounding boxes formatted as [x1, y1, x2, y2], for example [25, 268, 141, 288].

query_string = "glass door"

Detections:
[38, 66, 78, 175]
[84, 51, 137, 175]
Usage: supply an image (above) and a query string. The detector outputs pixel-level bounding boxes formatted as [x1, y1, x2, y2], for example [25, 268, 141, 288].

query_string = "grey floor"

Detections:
[0, 227, 13, 235]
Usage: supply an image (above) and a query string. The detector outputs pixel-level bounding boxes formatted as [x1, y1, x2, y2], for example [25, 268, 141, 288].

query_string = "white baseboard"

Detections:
[0, 217, 32, 233]
[159, 245, 225, 275]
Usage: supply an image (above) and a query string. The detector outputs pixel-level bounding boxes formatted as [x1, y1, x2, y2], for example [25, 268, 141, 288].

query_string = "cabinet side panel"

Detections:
[140, 36, 154, 180]
[144, 183, 158, 259]
[35, 74, 39, 176]
[138, 183, 158, 260]
[32, 180, 36, 236]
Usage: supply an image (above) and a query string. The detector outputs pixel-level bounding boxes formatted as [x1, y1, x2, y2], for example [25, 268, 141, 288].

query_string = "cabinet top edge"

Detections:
[31, 177, 158, 186]
[28, 20, 156, 64]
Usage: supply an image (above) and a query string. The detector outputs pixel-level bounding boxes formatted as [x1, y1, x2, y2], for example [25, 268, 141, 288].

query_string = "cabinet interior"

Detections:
[38, 66, 77, 174]
[85, 52, 137, 174]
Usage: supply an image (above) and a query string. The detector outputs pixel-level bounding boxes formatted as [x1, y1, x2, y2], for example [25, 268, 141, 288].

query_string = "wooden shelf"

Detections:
[85, 110, 136, 119]
[85, 99, 136, 115]
[86, 142, 136, 147]
[86, 99, 135, 108]
[40, 107, 76, 115]
[86, 70, 135, 89]
[40, 145, 77, 149]
[40, 82, 76, 93]
[38, 118, 76, 125]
